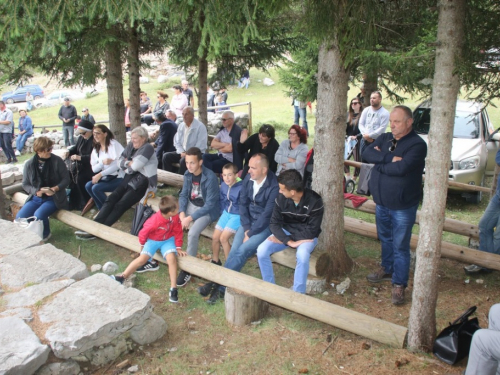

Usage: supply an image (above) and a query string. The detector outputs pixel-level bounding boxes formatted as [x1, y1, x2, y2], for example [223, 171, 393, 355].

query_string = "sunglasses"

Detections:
[288, 132, 297, 135]
[389, 139, 398, 152]
[93, 131, 103, 136]
[352, 102, 360, 105]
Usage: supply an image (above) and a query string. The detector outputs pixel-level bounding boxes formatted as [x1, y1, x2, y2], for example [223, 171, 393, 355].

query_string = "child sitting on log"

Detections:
[211, 163, 243, 266]
[111, 195, 186, 303]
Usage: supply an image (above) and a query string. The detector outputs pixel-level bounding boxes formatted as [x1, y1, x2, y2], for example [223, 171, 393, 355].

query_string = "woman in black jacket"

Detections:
[237, 124, 279, 179]
[345, 98, 363, 181]
[67, 120, 95, 210]
[17, 136, 70, 241]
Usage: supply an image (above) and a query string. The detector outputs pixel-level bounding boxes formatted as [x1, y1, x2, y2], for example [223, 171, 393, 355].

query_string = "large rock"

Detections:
[0, 307, 33, 322]
[129, 312, 167, 345]
[0, 317, 50, 375]
[4, 279, 75, 308]
[1, 171, 15, 185]
[0, 244, 88, 288]
[38, 273, 153, 359]
[35, 360, 80, 375]
[0, 220, 44, 256]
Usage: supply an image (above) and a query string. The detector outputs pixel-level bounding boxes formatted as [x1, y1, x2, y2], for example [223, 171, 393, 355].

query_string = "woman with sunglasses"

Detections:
[275, 124, 309, 177]
[345, 98, 364, 182]
[17, 136, 70, 241]
[67, 120, 95, 211]
[85, 124, 125, 211]
[143, 91, 170, 125]
[237, 124, 280, 179]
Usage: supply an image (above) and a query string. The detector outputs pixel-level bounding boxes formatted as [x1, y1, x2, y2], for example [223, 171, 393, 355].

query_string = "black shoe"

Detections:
[169, 288, 178, 303]
[197, 282, 216, 297]
[6, 158, 11, 164]
[176, 271, 191, 287]
[207, 286, 225, 305]
[12, 158, 18, 163]
[111, 275, 125, 284]
[136, 261, 159, 273]
[211, 259, 222, 266]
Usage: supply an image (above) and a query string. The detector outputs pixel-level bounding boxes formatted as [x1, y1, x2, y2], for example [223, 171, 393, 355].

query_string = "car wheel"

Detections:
[345, 180, 356, 194]
[464, 174, 484, 204]
[6, 98, 14, 104]
[34, 95, 41, 100]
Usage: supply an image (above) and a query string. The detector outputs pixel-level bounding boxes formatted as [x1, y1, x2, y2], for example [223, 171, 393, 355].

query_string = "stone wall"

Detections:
[0, 220, 167, 375]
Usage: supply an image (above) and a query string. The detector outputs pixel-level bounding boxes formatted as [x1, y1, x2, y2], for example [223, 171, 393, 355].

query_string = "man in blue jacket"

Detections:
[197, 153, 279, 303]
[175, 147, 220, 287]
[363, 105, 427, 305]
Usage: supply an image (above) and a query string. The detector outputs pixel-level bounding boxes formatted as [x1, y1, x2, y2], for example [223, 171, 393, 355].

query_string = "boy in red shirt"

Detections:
[112, 195, 186, 303]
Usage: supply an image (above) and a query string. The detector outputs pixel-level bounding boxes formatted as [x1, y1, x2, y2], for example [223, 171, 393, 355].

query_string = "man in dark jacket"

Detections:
[153, 110, 178, 170]
[363, 105, 427, 305]
[256, 169, 324, 294]
[198, 153, 279, 303]
[58, 97, 77, 147]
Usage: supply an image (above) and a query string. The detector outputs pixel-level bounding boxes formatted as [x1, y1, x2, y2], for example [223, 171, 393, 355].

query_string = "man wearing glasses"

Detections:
[80, 107, 95, 125]
[202, 110, 243, 173]
[358, 91, 390, 161]
[363, 105, 427, 305]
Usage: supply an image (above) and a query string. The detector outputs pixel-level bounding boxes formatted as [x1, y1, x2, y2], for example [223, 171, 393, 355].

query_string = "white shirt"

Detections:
[252, 176, 267, 200]
[358, 106, 390, 140]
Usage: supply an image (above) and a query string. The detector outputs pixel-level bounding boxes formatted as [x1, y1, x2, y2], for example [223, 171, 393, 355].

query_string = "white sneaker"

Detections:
[14, 150, 20, 156]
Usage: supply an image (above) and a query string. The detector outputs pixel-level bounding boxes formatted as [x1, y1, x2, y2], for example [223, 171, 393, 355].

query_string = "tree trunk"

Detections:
[312, 39, 353, 278]
[362, 70, 378, 103]
[104, 26, 126, 146]
[0, 170, 6, 220]
[127, 22, 141, 130]
[408, 0, 465, 352]
[198, 50, 208, 126]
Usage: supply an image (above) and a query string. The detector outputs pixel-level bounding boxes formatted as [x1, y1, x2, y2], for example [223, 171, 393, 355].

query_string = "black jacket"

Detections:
[270, 188, 324, 244]
[237, 133, 279, 179]
[156, 119, 178, 155]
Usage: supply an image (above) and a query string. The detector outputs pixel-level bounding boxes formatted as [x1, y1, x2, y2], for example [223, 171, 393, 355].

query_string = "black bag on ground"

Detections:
[356, 163, 374, 196]
[433, 306, 481, 365]
[131, 192, 155, 236]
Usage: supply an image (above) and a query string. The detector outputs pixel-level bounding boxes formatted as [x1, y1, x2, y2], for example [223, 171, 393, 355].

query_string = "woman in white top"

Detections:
[275, 124, 309, 177]
[85, 124, 125, 209]
[170, 85, 188, 117]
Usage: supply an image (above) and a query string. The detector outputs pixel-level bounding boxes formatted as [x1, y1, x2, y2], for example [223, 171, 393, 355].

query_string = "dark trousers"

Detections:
[162, 152, 187, 175]
[202, 153, 230, 174]
[94, 178, 148, 227]
[0, 133, 15, 160]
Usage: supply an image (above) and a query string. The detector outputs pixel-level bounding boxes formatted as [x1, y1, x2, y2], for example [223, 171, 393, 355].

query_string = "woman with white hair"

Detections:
[75, 126, 158, 239]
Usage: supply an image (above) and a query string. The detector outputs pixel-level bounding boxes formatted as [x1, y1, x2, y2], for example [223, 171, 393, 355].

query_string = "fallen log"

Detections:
[157, 169, 183, 188]
[26, 208, 408, 347]
[3, 183, 24, 196]
[345, 160, 490, 193]
[344, 199, 479, 239]
[12, 192, 498, 272]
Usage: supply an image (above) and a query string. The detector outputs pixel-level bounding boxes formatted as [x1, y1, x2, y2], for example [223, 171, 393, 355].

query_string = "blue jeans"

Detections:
[294, 106, 308, 136]
[62, 125, 75, 146]
[202, 153, 230, 174]
[16, 132, 32, 153]
[256, 229, 318, 294]
[0, 133, 15, 159]
[478, 193, 500, 255]
[85, 177, 123, 209]
[16, 195, 58, 238]
[376, 203, 418, 287]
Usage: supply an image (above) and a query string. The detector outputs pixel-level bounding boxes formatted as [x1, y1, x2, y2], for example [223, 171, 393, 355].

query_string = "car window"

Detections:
[413, 107, 480, 139]
[413, 108, 431, 134]
[455, 111, 479, 139]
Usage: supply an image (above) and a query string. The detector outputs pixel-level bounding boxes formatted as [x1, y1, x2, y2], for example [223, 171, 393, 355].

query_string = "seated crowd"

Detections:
[17, 102, 320, 305]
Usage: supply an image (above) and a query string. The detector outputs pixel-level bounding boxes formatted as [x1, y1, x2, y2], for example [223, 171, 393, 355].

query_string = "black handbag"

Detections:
[433, 306, 481, 365]
[356, 163, 374, 196]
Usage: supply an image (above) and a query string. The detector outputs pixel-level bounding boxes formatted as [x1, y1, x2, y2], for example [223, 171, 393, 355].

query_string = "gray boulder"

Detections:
[130, 312, 167, 345]
[38, 273, 152, 359]
[4, 279, 75, 308]
[0, 317, 50, 375]
[0, 220, 44, 256]
[102, 261, 119, 275]
[0, 244, 88, 288]
[35, 360, 80, 375]
[0, 307, 34, 322]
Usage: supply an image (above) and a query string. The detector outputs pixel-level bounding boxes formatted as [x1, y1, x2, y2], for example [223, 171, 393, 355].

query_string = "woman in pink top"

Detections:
[170, 85, 188, 117]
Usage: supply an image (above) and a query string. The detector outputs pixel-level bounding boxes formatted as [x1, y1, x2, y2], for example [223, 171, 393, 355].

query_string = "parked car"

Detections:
[1, 84, 44, 103]
[413, 99, 500, 204]
[33, 90, 88, 108]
